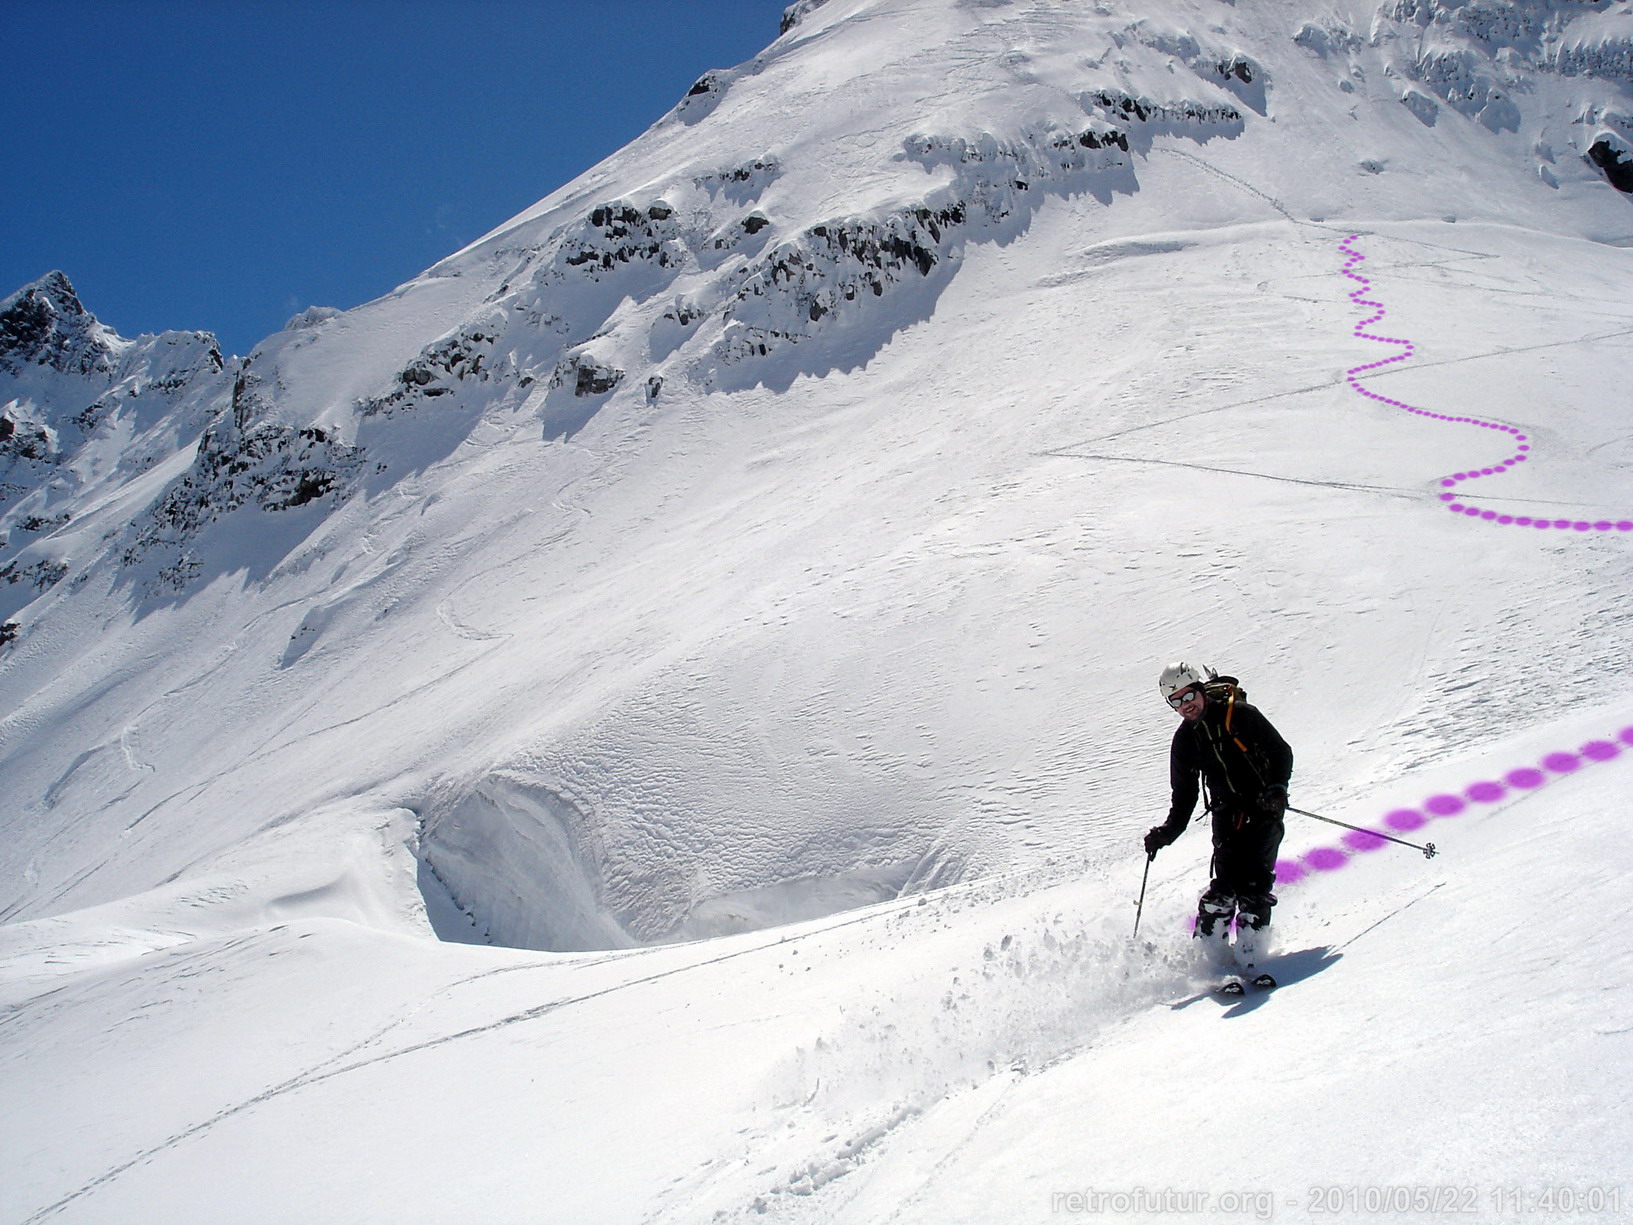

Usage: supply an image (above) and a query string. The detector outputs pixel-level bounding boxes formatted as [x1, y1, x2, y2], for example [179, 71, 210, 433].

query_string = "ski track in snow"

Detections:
[1340, 235, 1633, 533]
[12, 891, 988, 1225]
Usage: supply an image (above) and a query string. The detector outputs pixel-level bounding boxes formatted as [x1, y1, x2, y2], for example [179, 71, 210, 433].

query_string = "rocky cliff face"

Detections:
[0, 271, 124, 380]
[1379, 0, 1633, 187]
[0, 273, 230, 622]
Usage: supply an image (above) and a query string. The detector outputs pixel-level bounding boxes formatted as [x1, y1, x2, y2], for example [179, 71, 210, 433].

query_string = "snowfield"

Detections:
[3, 0, 1633, 1221]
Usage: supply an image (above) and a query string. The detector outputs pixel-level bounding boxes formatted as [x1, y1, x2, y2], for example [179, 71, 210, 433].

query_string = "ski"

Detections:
[1217, 972, 1276, 997]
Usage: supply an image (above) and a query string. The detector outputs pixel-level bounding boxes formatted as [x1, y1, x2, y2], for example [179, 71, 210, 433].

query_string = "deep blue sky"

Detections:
[3, 0, 784, 356]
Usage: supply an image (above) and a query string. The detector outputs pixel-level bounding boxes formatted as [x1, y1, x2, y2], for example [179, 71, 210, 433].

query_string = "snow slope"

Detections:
[4, 0, 1633, 1220]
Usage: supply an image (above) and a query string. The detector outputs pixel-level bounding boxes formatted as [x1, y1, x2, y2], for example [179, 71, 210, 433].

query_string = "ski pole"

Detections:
[1287, 805, 1438, 859]
[1133, 851, 1154, 937]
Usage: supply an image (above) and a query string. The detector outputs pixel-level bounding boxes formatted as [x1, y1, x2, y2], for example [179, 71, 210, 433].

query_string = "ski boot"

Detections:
[1234, 895, 1276, 990]
[1196, 889, 1238, 986]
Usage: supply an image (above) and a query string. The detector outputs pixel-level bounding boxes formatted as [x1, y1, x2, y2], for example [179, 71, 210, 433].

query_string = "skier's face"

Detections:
[1170, 686, 1205, 721]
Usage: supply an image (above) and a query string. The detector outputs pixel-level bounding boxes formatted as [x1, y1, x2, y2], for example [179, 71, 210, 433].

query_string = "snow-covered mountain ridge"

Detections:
[11, 2, 1633, 612]
[3, 1, 1633, 1219]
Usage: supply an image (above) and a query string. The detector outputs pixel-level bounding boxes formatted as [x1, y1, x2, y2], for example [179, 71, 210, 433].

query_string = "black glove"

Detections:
[1259, 785, 1288, 819]
[1144, 824, 1179, 857]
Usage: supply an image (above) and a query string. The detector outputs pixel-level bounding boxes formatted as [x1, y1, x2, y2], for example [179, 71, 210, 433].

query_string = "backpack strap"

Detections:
[1205, 677, 1253, 755]
[1224, 688, 1250, 755]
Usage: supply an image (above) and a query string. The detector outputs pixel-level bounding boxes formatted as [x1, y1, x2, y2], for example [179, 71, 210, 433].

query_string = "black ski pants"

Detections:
[1205, 806, 1285, 918]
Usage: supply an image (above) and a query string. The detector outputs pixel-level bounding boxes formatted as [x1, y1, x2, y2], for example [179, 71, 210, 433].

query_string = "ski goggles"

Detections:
[1167, 688, 1201, 708]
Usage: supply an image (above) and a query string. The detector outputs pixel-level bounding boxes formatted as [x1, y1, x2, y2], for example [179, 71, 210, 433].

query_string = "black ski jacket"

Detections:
[1164, 696, 1293, 833]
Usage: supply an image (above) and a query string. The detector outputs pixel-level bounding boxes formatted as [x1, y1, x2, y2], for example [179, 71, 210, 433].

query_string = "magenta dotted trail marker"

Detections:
[1339, 236, 1633, 534]
[1178, 248, 1632, 932]
[1271, 727, 1632, 888]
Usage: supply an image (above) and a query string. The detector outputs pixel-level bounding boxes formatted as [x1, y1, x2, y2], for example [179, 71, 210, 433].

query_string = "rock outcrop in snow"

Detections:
[0, 271, 125, 379]
[1380, 1, 1633, 187]
[0, 273, 230, 618]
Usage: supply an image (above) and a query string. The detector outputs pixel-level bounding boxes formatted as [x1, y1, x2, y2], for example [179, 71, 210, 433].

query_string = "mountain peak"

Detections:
[0, 269, 121, 377]
[8, 269, 84, 312]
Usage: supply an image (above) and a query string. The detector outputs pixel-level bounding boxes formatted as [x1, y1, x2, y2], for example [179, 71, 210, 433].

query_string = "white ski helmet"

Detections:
[1158, 661, 1215, 701]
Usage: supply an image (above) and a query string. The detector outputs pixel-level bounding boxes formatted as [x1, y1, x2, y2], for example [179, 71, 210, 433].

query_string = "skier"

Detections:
[1143, 662, 1293, 989]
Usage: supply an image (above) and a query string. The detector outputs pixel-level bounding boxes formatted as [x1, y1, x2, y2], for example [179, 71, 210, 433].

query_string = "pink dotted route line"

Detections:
[1340, 235, 1633, 534]
[1280, 243, 1633, 884]
[1174, 240, 1632, 929]
[1275, 726, 1633, 887]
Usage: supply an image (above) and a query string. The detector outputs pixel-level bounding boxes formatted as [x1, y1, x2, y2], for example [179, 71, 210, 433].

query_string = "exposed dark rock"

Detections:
[360, 330, 497, 416]
[780, 0, 830, 34]
[1412, 46, 1518, 128]
[674, 69, 736, 123]
[1089, 89, 1152, 124]
[560, 203, 682, 276]
[716, 207, 962, 364]
[1390, 2, 1628, 93]
[1554, 28, 1633, 84]
[1588, 136, 1633, 192]
[910, 203, 968, 242]
[0, 271, 118, 378]
[0, 620, 17, 647]
[695, 160, 780, 199]
[552, 355, 624, 398]
[808, 219, 943, 277]
[0, 313, 231, 546]
[285, 467, 336, 507]
[125, 405, 365, 582]
[192, 334, 226, 374]
[574, 363, 624, 397]
[0, 416, 54, 462]
[710, 77, 1245, 374]
[1453, 3, 1543, 50]
[0, 557, 69, 593]
[229, 364, 266, 431]
[0, 281, 70, 353]
[663, 301, 705, 327]
[692, 69, 1243, 377]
